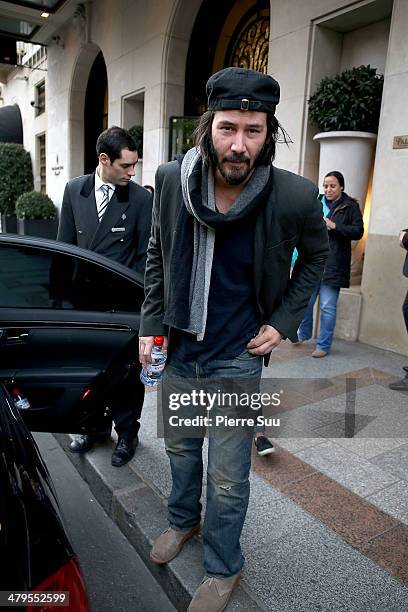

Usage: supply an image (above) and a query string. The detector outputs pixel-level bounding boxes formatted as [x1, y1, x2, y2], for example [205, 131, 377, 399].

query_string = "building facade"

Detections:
[0, 0, 407, 355]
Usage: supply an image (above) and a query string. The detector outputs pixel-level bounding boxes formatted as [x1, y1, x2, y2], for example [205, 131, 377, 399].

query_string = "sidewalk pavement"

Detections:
[56, 338, 408, 612]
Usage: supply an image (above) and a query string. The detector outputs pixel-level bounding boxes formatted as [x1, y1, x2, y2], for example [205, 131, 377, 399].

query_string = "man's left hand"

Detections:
[246, 325, 283, 355]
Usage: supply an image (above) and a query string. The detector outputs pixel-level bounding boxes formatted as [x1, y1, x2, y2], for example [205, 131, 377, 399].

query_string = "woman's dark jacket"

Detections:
[322, 193, 364, 288]
[403, 229, 408, 278]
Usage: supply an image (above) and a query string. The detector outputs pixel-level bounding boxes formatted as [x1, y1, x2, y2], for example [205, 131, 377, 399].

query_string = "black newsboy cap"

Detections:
[206, 67, 280, 115]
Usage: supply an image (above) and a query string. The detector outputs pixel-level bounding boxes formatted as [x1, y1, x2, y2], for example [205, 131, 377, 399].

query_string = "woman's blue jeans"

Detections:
[162, 350, 263, 578]
[298, 283, 340, 352]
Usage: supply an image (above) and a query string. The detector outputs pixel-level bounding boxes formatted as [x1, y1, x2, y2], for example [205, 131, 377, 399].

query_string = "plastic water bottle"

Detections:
[140, 336, 167, 387]
[11, 387, 31, 410]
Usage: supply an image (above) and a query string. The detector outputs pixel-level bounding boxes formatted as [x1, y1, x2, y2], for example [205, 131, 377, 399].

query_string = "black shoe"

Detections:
[111, 436, 138, 467]
[69, 434, 106, 454]
[389, 378, 408, 391]
[254, 435, 275, 456]
[403, 366, 408, 374]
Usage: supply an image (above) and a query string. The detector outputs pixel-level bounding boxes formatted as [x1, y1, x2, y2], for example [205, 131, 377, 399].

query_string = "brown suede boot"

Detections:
[187, 573, 240, 612]
[150, 524, 200, 564]
[312, 348, 328, 358]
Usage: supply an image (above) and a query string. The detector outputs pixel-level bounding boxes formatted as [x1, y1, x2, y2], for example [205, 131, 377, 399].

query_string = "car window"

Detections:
[0, 244, 144, 312]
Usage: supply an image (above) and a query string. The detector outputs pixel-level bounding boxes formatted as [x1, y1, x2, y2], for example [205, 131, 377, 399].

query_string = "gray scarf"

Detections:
[180, 147, 270, 340]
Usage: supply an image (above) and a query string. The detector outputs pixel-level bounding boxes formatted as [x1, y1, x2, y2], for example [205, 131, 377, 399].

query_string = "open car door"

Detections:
[0, 235, 144, 434]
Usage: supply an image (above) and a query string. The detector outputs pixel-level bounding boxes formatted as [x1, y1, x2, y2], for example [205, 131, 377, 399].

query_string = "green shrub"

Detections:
[128, 125, 143, 156]
[0, 143, 34, 215]
[308, 65, 384, 133]
[16, 191, 56, 220]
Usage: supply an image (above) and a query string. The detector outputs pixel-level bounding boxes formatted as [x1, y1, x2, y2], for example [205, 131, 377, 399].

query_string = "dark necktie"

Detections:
[98, 184, 111, 221]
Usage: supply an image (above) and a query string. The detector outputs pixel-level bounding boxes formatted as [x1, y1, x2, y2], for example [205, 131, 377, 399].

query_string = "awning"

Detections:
[0, 104, 23, 144]
[0, 1, 72, 45]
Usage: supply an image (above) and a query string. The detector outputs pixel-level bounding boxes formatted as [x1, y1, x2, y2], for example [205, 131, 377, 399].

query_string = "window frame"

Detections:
[35, 80, 46, 117]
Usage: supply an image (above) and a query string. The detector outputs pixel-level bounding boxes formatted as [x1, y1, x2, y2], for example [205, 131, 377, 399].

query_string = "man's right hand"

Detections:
[139, 336, 168, 368]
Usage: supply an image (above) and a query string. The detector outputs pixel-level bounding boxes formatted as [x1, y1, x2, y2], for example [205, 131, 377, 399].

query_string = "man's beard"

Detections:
[209, 141, 256, 185]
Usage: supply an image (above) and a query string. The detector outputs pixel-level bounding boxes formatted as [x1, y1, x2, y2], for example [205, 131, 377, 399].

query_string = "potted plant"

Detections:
[16, 191, 58, 239]
[128, 125, 144, 183]
[128, 125, 143, 156]
[308, 64, 384, 209]
[0, 143, 34, 233]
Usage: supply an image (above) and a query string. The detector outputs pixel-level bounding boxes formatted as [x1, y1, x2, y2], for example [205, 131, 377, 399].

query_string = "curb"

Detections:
[55, 434, 266, 612]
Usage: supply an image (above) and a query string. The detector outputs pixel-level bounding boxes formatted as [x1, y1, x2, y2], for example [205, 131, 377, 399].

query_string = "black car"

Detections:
[0, 383, 89, 609]
[0, 234, 145, 606]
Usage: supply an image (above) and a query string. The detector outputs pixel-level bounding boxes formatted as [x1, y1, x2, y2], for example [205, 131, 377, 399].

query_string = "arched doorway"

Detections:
[168, 0, 270, 159]
[184, 0, 270, 115]
[84, 52, 108, 174]
[68, 44, 107, 178]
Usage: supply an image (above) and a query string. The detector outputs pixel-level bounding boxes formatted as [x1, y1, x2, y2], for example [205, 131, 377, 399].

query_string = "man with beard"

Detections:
[139, 67, 329, 611]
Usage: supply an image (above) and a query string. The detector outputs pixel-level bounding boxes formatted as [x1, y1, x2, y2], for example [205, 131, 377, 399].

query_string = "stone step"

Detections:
[55, 433, 266, 612]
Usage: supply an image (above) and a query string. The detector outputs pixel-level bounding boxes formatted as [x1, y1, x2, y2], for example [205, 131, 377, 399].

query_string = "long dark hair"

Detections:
[194, 111, 291, 166]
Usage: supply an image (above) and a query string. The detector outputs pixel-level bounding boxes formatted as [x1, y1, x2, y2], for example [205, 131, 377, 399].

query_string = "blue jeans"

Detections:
[298, 283, 340, 352]
[162, 350, 263, 577]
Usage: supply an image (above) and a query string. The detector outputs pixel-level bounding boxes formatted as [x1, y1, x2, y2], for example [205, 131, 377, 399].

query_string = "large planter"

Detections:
[17, 218, 58, 239]
[313, 131, 377, 213]
[1, 214, 18, 233]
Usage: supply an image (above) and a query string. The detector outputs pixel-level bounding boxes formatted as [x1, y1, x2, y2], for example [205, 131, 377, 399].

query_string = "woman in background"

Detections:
[296, 170, 364, 357]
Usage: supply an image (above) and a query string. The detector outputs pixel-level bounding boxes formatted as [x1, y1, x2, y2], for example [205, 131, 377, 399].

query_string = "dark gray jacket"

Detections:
[322, 193, 364, 288]
[57, 173, 153, 276]
[403, 229, 408, 278]
[140, 161, 329, 349]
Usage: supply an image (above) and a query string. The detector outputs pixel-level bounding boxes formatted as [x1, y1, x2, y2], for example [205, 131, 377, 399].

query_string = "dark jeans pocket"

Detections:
[236, 349, 259, 361]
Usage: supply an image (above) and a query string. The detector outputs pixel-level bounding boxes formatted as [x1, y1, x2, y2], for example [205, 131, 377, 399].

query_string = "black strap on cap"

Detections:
[207, 98, 277, 113]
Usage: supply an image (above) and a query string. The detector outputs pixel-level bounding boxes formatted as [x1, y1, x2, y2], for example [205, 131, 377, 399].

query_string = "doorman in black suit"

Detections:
[58, 126, 153, 466]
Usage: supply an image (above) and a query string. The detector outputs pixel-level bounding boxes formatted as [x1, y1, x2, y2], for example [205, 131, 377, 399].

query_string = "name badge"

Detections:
[111, 227, 125, 233]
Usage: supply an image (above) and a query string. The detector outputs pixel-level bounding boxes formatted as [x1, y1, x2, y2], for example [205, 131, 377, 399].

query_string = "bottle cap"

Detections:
[153, 336, 164, 346]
